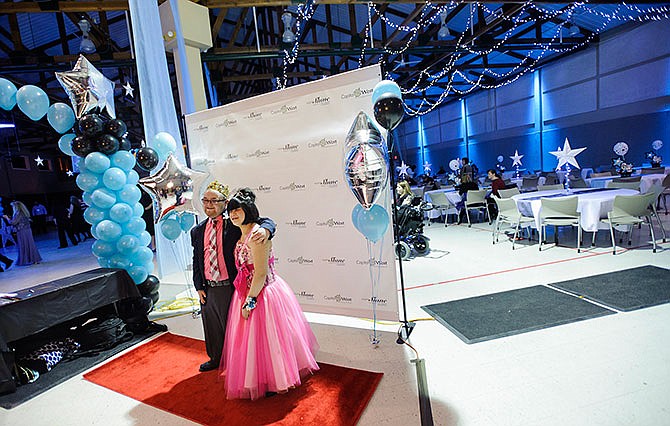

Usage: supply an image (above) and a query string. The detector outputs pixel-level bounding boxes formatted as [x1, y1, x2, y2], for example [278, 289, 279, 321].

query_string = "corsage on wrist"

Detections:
[242, 296, 257, 311]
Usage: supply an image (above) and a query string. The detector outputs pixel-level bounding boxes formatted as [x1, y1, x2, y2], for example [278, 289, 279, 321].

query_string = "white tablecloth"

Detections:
[512, 188, 638, 232]
[586, 172, 668, 193]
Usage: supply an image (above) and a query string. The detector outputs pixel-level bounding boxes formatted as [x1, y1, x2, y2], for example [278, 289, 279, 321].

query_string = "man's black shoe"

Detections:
[199, 360, 219, 372]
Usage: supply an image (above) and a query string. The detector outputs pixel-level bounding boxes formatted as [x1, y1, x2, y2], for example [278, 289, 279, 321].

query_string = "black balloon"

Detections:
[71, 135, 96, 157]
[373, 95, 404, 130]
[149, 290, 159, 305]
[136, 146, 159, 171]
[78, 113, 105, 137]
[118, 137, 131, 151]
[97, 134, 120, 155]
[137, 274, 160, 296]
[106, 119, 128, 139]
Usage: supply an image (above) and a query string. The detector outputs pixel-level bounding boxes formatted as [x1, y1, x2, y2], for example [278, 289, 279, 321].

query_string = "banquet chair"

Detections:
[601, 192, 657, 255]
[567, 176, 589, 188]
[659, 174, 670, 214]
[538, 184, 564, 191]
[425, 191, 457, 226]
[543, 172, 559, 185]
[464, 189, 490, 227]
[591, 171, 612, 178]
[606, 180, 640, 191]
[520, 175, 540, 192]
[539, 196, 581, 252]
[645, 187, 667, 243]
[612, 176, 641, 183]
[492, 197, 535, 249]
[498, 187, 521, 199]
[641, 167, 665, 175]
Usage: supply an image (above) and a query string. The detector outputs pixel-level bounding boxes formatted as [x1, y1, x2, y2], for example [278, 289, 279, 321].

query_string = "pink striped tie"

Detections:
[206, 218, 220, 281]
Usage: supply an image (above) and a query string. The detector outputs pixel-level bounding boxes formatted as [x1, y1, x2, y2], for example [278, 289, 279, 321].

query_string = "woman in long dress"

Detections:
[219, 188, 319, 400]
[7, 201, 42, 266]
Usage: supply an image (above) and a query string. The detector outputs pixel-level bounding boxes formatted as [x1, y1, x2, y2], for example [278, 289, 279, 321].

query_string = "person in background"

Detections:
[486, 169, 506, 220]
[460, 157, 474, 183]
[5, 201, 41, 266]
[54, 200, 78, 249]
[31, 201, 48, 235]
[69, 195, 91, 242]
[190, 180, 276, 373]
[455, 174, 480, 224]
[396, 180, 415, 207]
[220, 188, 318, 400]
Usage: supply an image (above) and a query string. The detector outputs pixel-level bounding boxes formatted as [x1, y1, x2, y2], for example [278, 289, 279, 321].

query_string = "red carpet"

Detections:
[84, 332, 383, 425]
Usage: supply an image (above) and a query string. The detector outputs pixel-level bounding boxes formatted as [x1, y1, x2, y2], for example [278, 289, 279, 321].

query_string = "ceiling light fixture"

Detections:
[438, 10, 450, 39]
[281, 12, 295, 44]
[78, 19, 96, 54]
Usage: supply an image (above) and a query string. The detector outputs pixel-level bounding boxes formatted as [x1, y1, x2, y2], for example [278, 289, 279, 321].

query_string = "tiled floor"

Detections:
[1, 215, 669, 425]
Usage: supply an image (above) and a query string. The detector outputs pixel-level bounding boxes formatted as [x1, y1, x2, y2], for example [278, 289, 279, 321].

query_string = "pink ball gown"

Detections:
[220, 231, 319, 400]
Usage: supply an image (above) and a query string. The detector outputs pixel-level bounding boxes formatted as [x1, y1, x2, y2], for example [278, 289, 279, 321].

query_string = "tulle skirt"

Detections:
[220, 274, 319, 400]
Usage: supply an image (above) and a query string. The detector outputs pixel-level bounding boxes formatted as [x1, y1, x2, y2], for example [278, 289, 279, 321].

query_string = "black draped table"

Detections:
[0, 268, 140, 388]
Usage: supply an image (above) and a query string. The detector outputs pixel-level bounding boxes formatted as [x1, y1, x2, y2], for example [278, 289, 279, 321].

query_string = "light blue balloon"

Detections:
[116, 234, 139, 254]
[0, 78, 17, 111]
[85, 152, 111, 174]
[97, 256, 112, 268]
[109, 202, 133, 223]
[128, 266, 149, 285]
[160, 218, 181, 241]
[123, 217, 146, 235]
[152, 132, 178, 160]
[92, 240, 116, 257]
[133, 246, 154, 264]
[82, 191, 93, 207]
[352, 204, 389, 243]
[96, 220, 123, 242]
[76, 172, 100, 193]
[143, 262, 155, 276]
[110, 151, 136, 172]
[132, 202, 144, 217]
[102, 167, 127, 191]
[126, 169, 139, 185]
[138, 230, 152, 247]
[84, 206, 107, 225]
[47, 102, 75, 134]
[16, 85, 49, 121]
[179, 212, 195, 231]
[371, 80, 403, 105]
[91, 188, 117, 209]
[58, 133, 76, 156]
[117, 184, 141, 204]
[109, 253, 131, 269]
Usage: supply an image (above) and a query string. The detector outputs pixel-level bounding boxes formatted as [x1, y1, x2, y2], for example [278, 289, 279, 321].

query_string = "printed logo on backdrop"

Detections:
[287, 256, 314, 265]
[224, 153, 239, 161]
[306, 95, 330, 106]
[255, 184, 272, 193]
[324, 293, 352, 304]
[215, 118, 238, 128]
[285, 219, 308, 228]
[295, 290, 315, 301]
[361, 296, 388, 306]
[314, 177, 339, 188]
[271, 104, 298, 115]
[308, 137, 338, 149]
[315, 218, 345, 228]
[321, 256, 346, 266]
[355, 257, 389, 267]
[279, 182, 306, 191]
[243, 111, 263, 121]
[247, 149, 270, 159]
[193, 158, 215, 167]
[192, 124, 209, 133]
[341, 87, 373, 100]
[277, 143, 300, 153]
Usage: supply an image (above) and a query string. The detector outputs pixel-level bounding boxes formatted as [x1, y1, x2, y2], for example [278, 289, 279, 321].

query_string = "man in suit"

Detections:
[191, 181, 276, 372]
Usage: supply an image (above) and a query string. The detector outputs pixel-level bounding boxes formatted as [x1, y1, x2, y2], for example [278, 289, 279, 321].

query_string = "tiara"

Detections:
[206, 180, 230, 199]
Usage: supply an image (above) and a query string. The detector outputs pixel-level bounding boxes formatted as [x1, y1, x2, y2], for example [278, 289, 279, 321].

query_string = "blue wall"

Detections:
[397, 20, 670, 175]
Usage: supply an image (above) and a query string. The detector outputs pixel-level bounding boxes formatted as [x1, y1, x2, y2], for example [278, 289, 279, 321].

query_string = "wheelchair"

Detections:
[394, 196, 431, 260]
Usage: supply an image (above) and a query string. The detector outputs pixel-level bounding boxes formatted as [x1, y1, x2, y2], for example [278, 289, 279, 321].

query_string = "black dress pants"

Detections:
[200, 284, 234, 365]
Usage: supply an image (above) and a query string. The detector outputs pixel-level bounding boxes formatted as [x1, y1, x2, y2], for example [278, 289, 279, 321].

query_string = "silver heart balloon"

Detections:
[344, 143, 388, 210]
[345, 111, 385, 151]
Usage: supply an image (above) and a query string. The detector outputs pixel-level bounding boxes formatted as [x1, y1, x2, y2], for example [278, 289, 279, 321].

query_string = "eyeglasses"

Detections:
[201, 198, 226, 205]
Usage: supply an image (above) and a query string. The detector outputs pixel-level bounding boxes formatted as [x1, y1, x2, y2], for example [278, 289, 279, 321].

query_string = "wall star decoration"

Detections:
[55, 55, 116, 119]
[510, 150, 524, 167]
[123, 81, 134, 98]
[550, 138, 586, 170]
[34, 156, 44, 166]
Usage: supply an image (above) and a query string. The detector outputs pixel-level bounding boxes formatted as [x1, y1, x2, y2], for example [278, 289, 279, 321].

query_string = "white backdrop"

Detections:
[184, 65, 399, 321]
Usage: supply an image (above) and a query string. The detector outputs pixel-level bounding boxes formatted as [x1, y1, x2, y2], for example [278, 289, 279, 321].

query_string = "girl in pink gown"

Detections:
[220, 188, 319, 400]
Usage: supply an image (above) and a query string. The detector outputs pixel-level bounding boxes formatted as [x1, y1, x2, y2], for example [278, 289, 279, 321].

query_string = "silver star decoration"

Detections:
[123, 81, 134, 98]
[55, 55, 116, 119]
[34, 156, 44, 166]
[66, 170, 74, 177]
[138, 154, 208, 222]
[510, 150, 524, 167]
[550, 138, 586, 170]
[423, 161, 432, 173]
[398, 161, 410, 178]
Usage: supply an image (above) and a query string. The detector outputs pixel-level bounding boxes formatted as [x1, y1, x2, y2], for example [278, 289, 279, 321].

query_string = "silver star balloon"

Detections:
[55, 55, 116, 119]
[138, 154, 208, 222]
